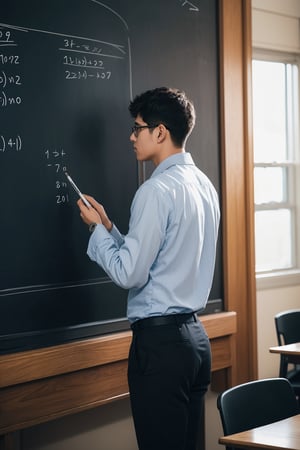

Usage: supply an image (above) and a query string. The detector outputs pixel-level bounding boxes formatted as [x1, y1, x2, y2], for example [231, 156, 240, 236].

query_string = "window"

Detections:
[252, 54, 300, 287]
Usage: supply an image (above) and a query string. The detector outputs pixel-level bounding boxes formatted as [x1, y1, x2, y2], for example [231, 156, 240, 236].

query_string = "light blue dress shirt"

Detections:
[87, 152, 220, 323]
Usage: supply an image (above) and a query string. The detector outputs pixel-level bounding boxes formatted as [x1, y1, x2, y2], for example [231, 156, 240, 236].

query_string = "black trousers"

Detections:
[128, 314, 211, 450]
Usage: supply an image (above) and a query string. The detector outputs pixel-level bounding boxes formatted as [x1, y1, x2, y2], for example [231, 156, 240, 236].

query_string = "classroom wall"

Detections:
[257, 286, 300, 379]
[252, 0, 300, 52]
[19, 2, 300, 450]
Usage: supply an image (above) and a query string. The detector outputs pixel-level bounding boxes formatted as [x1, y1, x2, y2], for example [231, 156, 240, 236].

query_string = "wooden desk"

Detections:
[270, 343, 300, 365]
[219, 414, 300, 450]
[270, 343, 300, 356]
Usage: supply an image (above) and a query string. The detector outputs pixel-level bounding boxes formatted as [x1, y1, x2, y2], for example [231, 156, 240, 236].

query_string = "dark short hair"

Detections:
[129, 87, 196, 147]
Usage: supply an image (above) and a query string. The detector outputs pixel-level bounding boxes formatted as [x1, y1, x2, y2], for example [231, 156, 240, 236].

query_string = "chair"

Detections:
[217, 377, 299, 450]
[275, 309, 300, 399]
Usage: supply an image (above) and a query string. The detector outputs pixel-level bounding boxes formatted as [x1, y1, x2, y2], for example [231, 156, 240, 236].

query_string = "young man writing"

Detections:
[77, 87, 220, 450]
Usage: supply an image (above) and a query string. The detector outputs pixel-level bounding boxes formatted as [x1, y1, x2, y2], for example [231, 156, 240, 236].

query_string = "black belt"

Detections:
[131, 312, 197, 331]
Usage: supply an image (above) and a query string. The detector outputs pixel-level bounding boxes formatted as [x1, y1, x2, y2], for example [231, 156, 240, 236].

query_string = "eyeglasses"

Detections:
[131, 124, 158, 137]
[131, 123, 170, 137]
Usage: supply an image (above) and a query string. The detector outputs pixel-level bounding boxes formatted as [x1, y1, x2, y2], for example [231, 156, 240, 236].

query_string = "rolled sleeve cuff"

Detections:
[110, 223, 124, 246]
[87, 223, 124, 261]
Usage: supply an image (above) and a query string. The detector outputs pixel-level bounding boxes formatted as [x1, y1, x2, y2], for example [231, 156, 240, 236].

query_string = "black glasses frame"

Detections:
[131, 123, 170, 137]
[131, 124, 158, 137]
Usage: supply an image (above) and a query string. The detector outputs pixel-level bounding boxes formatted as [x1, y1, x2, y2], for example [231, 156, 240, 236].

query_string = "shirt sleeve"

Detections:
[110, 223, 125, 246]
[87, 182, 168, 289]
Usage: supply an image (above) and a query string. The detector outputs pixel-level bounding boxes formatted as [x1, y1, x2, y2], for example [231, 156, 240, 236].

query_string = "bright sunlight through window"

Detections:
[252, 57, 300, 276]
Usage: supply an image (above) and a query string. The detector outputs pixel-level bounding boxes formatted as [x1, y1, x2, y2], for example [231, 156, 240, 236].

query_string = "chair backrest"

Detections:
[217, 378, 299, 440]
[275, 309, 300, 345]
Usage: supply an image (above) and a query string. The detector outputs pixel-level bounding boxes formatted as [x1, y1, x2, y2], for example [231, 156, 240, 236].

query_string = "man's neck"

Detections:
[152, 147, 185, 167]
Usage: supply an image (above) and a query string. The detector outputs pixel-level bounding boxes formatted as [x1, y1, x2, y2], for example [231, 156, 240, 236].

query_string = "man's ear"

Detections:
[157, 124, 168, 142]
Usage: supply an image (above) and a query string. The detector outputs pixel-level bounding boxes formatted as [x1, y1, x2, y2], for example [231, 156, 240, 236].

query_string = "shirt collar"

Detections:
[151, 152, 195, 178]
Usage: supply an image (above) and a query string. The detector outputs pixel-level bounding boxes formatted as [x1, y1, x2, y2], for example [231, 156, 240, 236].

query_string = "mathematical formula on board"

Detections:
[0, 26, 124, 101]
[0, 23, 126, 204]
[0, 0, 202, 212]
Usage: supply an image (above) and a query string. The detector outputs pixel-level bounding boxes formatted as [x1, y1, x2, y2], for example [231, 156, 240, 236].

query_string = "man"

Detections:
[77, 87, 220, 450]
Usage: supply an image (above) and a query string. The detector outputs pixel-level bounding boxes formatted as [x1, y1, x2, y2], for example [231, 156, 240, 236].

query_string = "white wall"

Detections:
[19, 2, 300, 450]
[252, 0, 300, 52]
[257, 286, 300, 378]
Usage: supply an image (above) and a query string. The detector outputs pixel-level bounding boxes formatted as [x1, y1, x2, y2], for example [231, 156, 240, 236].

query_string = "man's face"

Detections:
[130, 115, 160, 164]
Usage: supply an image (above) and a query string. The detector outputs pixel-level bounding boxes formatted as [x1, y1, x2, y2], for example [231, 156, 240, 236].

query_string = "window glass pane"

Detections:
[252, 60, 287, 162]
[255, 209, 292, 272]
[254, 167, 286, 204]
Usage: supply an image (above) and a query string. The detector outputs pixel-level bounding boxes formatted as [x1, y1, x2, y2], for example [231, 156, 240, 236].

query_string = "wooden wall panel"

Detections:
[219, 0, 257, 383]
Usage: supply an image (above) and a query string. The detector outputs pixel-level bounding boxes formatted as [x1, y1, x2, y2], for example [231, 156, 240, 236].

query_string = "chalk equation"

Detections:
[65, 69, 111, 80]
[0, 90, 21, 106]
[0, 71, 21, 87]
[0, 54, 20, 64]
[0, 22, 126, 85]
[62, 38, 111, 56]
[0, 134, 22, 152]
[0, 28, 22, 108]
[0, 29, 13, 43]
[61, 36, 124, 81]
[44, 148, 70, 205]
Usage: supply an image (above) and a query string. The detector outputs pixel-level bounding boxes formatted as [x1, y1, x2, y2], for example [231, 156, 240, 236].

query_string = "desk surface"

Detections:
[219, 414, 300, 450]
[269, 343, 300, 356]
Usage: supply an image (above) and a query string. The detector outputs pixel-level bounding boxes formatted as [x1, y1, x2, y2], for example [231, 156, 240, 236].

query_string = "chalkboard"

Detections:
[0, 0, 222, 354]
